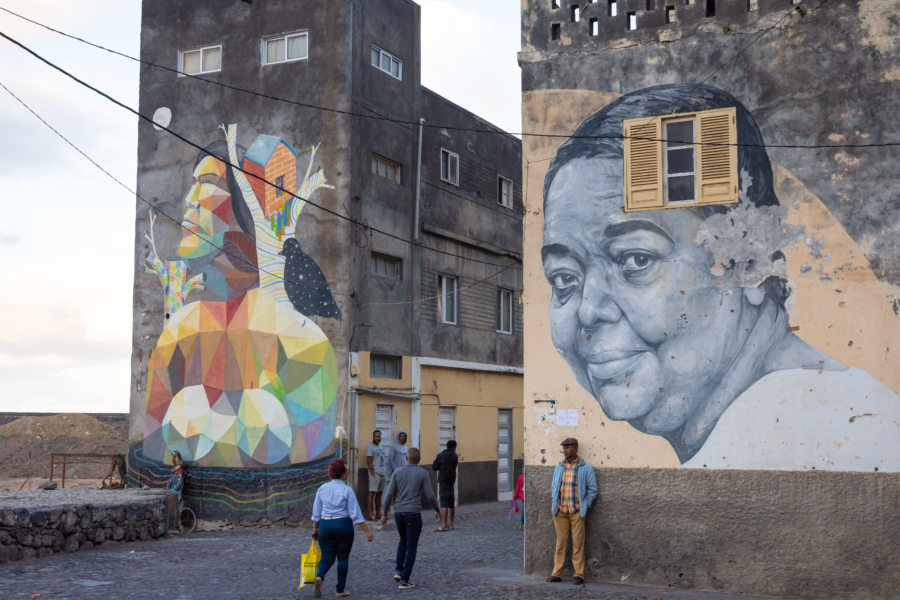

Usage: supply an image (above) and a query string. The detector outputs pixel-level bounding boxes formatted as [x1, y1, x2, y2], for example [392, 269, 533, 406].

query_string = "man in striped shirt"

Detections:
[546, 437, 598, 585]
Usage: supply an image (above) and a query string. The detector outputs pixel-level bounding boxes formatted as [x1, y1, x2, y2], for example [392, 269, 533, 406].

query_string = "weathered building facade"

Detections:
[129, 0, 523, 523]
[520, 0, 899, 598]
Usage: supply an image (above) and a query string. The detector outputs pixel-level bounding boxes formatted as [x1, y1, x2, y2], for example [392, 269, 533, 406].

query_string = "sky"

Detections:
[0, 0, 522, 414]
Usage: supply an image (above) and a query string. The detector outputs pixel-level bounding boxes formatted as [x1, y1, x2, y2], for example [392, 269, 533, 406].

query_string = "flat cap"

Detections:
[560, 437, 578, 447]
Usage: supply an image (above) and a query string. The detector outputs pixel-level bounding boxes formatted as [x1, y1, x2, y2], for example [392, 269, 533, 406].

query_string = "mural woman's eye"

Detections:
[618, 251, 656, 277]
[549, 271, 581, 305]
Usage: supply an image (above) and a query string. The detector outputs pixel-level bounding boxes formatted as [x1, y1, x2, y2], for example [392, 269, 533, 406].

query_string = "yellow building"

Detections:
[349, 351, 523, 505]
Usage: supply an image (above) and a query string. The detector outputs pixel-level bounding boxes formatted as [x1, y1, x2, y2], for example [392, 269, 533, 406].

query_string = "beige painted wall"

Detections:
[522, 89, 900, 468]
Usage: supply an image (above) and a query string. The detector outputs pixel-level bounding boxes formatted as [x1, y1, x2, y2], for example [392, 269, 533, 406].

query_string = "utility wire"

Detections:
[1, 5, 898, 149]
[360, 265, 513, 308]
[0, 77, 350, 297]
[0, 30, 523, 271]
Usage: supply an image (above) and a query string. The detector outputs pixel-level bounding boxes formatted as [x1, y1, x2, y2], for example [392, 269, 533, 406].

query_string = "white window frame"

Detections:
[498, 176, 513, 208]
[662, 117, 697, 205]
[440, 148, 459, 186]
[370, 252, 402, 280]
[371, 354, 402, 379]
[371, 154, 401, 183]
[370, 44, 402, 80]
[178, 44, 222, 76]
[262, 31, 309, 65]
[497, 289, 513, 334]
[437, 274, 458, 325]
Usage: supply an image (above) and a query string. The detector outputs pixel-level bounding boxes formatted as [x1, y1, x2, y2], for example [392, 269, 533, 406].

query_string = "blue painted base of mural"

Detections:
[127, 442, 341, 523]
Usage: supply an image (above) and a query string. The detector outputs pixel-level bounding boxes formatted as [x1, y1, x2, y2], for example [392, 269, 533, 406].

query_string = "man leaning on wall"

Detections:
[546, 437, 597, 585]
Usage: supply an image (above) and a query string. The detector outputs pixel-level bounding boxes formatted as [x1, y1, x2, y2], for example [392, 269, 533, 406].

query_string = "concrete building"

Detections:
[128, 0, 522, 523]
[519, 1, 900, 598]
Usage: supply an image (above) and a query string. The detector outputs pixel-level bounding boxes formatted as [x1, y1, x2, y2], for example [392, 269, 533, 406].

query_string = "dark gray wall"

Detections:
[525, 465, 900, 599]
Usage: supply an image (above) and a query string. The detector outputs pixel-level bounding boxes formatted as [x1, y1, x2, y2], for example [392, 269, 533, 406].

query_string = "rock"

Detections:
[60, 510, 77, 535]
[21, 546, 36, 560]
[63, 534, 79, 553]
[15, 531, 32, 546]
[30, 510, 48, 527]
[36, 547, 53, 558]
[80, 541, 93, 551]
[112, 526, 124, 541]
[38, 480, 58, 490]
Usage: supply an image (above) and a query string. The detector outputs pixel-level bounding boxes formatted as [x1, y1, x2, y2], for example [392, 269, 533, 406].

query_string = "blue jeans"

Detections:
[316, 517, 355, 593]
[393, 512, 422, 581]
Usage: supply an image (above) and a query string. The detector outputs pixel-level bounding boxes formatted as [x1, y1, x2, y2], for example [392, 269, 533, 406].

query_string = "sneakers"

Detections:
[398, 581, 416, 590]
[313, 576, 323, 597]
[393, 571, 402, 582]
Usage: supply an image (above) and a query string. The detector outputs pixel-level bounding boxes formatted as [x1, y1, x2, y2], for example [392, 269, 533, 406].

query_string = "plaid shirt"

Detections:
[558, 459, 580, 514]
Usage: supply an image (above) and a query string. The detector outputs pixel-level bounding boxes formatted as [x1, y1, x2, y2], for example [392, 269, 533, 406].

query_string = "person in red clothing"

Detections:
[512, 473, 525, 530]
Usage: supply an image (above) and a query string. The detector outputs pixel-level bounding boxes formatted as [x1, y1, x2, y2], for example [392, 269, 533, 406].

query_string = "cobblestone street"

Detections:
[0, 501, 777, 600]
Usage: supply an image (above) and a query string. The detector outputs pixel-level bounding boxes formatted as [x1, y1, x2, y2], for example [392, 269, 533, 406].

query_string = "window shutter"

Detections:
[697, 107, 738, 205]
[623, 117, 663, 211]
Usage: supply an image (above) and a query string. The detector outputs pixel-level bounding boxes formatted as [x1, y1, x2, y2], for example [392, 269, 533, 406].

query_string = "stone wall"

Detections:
[0, 489, 171, 563]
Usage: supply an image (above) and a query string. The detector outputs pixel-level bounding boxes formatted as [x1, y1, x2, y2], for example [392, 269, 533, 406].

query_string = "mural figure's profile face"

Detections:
[178, 155, 232, 260]
[542, 157, 750, 437]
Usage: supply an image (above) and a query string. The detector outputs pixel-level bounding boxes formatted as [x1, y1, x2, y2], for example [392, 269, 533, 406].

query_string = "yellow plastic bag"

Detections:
[298, 539, 321, 589]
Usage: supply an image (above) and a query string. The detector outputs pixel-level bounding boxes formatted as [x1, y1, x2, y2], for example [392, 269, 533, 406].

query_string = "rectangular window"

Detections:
[571, 5, 581, 21]
[262, 31, 308, 65]
[666, 5, 676, 23]
[622, 107, 737, 211]
[275, 175, 285, 198]
[551, 0, 561, 7]
[609, 0, 618, 17]
[178, 45, 222, 76]
[498, 176, 513, 208]
[370, 252, 401, 279]
[628, 12, 637, 30]
[551, 23, 561, 40]
[437, 274, 458, 324]
[371, 44, 402, 80]
[497, 289, 513, 334]
[371, 154, 401, 183]
[371, 355, 402, 379]
[589, 17, 599, 36]
[440, 149, 459, 186]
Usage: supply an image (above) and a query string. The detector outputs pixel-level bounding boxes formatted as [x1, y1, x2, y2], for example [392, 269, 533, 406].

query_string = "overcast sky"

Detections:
[0, 0, 521, 414]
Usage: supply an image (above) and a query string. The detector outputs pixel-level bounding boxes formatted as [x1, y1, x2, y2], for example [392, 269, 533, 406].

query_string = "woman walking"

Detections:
[312, 459, 373, 598]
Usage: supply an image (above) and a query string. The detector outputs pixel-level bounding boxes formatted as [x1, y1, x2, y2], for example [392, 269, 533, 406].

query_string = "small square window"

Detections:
[497, 289, 513, 334]
[551, 23, 561, 41]
[371, 154, 402, 183]
[551, 0, 561, 7]
[371, 354, 402, 379]
[179, 45, 222, 76]
[440, 149, 459, 186]
[498, 176, 513, 208]
[370, 252, 401, 279]
[371, 44, 402, 80]
[263, 31, 309, 65]
[437, 274, 458, 324]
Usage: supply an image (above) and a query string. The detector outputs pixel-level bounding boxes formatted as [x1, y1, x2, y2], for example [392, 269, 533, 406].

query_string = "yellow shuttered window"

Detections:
[624, 119, 663, 210]
[623, 107, 738, 212]
[697, 107, 738, 205]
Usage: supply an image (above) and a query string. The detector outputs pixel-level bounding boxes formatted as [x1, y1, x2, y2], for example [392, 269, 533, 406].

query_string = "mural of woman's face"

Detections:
[178, 155, 232, 259]
[542, 157, 750, 436]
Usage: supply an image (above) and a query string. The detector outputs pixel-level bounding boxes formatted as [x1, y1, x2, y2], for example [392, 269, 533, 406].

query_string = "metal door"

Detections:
[375, 403, 395, 466]
[497, 408, 513, 500]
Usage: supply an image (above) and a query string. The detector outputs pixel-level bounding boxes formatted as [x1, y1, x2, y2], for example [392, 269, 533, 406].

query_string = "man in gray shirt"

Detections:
[381, 447, 441, 590]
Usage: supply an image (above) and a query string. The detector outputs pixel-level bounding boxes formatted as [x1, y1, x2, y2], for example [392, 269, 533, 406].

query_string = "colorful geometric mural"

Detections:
[143, 123, 339, 469]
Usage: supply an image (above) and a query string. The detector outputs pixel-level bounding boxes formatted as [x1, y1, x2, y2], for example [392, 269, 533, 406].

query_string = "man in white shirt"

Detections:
[366, 430, 388, 520]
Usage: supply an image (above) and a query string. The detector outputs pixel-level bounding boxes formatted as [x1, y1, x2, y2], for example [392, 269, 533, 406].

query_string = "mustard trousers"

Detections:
[552, 511, 585, 579]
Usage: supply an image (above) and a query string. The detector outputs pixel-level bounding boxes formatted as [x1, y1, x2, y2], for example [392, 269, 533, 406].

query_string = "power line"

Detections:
[2, 5, 898, 149]
[0, 30, 523, 272]
[0, 77, 348, 298]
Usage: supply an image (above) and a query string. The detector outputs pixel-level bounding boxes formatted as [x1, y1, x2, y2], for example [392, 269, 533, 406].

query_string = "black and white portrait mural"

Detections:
[539, 84, 900, 470]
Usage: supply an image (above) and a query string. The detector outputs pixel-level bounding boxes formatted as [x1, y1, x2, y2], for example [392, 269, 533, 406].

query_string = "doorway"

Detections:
[497, 408, 513, 501]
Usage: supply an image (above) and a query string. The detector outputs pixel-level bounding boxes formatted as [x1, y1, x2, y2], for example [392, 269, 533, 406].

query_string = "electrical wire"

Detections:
[0, 30, 523, 272]
[0, 77, 350, 298]
[360, 264, 513, 308]
[2, 4, 898, 149]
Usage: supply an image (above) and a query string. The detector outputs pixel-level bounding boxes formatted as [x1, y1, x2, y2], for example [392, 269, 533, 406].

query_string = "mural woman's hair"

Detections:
[543, 83, 789, 307]
[194, 141, 256, 240]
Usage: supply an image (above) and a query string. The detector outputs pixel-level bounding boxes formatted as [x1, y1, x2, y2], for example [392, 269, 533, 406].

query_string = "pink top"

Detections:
[513, 473, 524, 501]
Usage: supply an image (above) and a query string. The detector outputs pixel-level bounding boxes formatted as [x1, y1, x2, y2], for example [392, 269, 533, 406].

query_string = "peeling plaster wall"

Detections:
[521, 0, 900, 596]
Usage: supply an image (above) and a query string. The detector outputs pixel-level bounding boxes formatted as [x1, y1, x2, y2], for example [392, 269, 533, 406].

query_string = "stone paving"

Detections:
[0, 501, 779, 600]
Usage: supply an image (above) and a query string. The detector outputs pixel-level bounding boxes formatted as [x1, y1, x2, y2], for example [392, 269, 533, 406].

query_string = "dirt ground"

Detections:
[0, 414, 128, 482]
